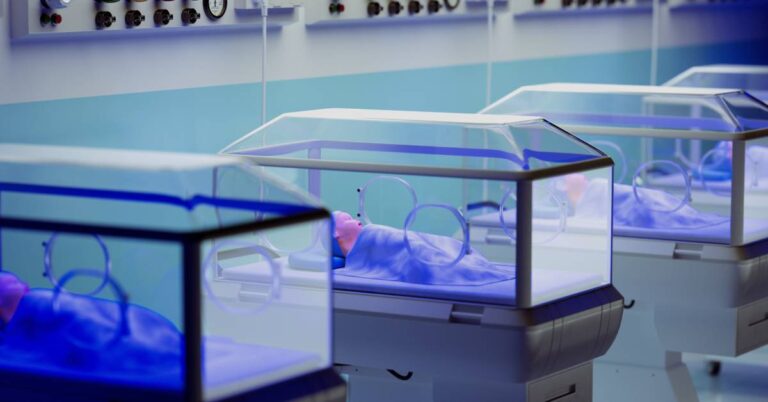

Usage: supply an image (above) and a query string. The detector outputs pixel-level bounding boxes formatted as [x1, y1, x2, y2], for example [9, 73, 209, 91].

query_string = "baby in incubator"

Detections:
[564, 174, 727, 230]
[331, 211, 514, 286]
[0, 271, 181, 374]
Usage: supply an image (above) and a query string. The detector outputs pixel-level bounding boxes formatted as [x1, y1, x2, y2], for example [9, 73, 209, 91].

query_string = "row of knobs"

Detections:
[94, 8, 201, 28]
[560, 0, 626, 6]
[368, 0, 443, 16]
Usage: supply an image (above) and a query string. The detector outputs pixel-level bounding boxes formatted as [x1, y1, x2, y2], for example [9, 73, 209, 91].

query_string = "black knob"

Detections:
[408, 0, 422, 13]
[592, 0, 603, 5]
[182, 8, 201, 24]
[388, 1, 403, 15]
[95, 11, 116, 28]
[562, 0, 574, 6]
[125, 10, 145, 27]
[154, 9, 173, 26]
[577, 0, 588, 6]
[427, 0, 441, 13]
[367, 2, 382, 16]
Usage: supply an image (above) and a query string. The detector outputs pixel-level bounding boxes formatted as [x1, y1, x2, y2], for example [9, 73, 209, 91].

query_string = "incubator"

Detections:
[0, 145, 342, 402]
[665, 65, 768, 102]
[482, 83, 768, 402]
[223, 109, 624, 402]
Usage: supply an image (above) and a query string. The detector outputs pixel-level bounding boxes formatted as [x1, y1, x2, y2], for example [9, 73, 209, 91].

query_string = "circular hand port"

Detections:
[95, 11, 116, 28]
[427, 0, 441, 13]
[182, 8, 201, 24]
[388, 1, 403, 15]
[408, 0, 423, 13]
[125, 10, 145, 27]
[368, 1, 382, 16]
[154, 9, 173, 26]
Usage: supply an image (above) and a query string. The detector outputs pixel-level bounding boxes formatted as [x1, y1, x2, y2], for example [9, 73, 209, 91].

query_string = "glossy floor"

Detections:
[689, 351, 768, 402]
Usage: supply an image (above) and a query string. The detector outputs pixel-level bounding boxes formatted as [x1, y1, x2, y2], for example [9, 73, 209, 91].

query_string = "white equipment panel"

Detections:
[305, 0, 507, 26]
[10, 0, 301, 41]
[513, 0, 655, 16]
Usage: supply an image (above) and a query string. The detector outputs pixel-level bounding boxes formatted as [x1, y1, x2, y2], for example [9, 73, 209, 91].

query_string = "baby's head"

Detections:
[0, 272, 29, 325]
[557, 173, 590, 207]
[332, 211, 363, 256]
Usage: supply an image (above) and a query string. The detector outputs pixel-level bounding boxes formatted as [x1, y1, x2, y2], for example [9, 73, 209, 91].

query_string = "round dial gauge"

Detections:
[204, 0, 228, 19]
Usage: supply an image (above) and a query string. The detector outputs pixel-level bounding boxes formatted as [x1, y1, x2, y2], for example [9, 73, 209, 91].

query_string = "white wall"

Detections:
[0, 0, 766, 105]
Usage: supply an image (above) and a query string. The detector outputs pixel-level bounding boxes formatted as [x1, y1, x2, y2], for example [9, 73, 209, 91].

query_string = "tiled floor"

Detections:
[688, 352, 768, 402]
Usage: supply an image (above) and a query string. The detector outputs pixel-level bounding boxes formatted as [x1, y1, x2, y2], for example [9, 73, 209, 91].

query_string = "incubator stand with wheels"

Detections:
[665, 64, 768, 102]
[0, 144, 344, 402]
[665, 64, 768, 375]
[222, 109, 623, 402]
[482, 83, 768, 402]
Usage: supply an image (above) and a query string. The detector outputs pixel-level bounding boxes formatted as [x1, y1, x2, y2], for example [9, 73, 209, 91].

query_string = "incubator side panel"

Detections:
[0, 228, 186, 398]
[743, 137, 768, 244]
[581, 133, 735, 245]
[530, 167, 613, 306]
[200, 218, 333, 402]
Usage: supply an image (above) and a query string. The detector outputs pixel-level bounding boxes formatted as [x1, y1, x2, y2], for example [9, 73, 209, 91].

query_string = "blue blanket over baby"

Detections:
[0, 290, 181, 375]
[577, 179, 729, 229]
[335, 224, 514, 286]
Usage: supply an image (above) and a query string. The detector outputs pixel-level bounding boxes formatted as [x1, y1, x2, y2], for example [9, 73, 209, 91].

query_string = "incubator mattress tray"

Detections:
[223, 257, 604, 306]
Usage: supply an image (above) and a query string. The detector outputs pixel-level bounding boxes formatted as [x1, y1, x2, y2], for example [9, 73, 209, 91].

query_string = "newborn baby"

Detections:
[331, 211, 514, 286]
[0, 272, 181, 376]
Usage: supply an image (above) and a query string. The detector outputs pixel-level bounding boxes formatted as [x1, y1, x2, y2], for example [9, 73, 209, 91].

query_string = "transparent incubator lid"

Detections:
[665, 65, 768, 101]
[222, 108, 611, 179]
[481, 83, 768, 138]
[0, 144, 322, 232]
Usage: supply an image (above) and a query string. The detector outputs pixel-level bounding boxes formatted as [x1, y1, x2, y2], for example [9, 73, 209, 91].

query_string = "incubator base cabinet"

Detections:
[482, 83, 768, 402]
[222, 109, 624, 402]
[0, 145, 345, 402]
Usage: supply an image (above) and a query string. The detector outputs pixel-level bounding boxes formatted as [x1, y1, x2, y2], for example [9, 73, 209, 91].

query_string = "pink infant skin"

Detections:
[0, 273, 29, 324]
[333, 211, 363, 256]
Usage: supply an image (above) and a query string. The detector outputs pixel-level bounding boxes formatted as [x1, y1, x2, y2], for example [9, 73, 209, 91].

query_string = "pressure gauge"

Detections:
[204, 0, 228, 19]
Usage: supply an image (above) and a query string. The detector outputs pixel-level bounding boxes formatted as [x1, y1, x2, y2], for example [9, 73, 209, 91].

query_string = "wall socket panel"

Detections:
[11, 0, 300, 41]
[513, 0, 655, 16]
[305, 0, 508, 27]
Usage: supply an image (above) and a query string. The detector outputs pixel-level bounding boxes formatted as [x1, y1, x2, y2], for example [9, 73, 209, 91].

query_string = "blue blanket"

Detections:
[335, 224, 514, 286]
[0, 290, 181, 375]
[577, 179, 729, 229]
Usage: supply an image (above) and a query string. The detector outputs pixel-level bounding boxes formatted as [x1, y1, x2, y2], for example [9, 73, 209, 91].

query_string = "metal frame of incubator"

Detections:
[556, 114, 768, 402]
[226, 110, 625, 402]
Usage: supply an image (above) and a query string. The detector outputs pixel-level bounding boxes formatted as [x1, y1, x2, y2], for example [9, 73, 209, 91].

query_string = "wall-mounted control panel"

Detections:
[513, 0, 654, 16]
[11, 0, 302, 41]
[305, 0, 507, 26]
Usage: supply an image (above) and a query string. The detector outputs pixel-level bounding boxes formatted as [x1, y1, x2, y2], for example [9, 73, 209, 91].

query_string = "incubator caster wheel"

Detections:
[707, 360, 722, 377]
